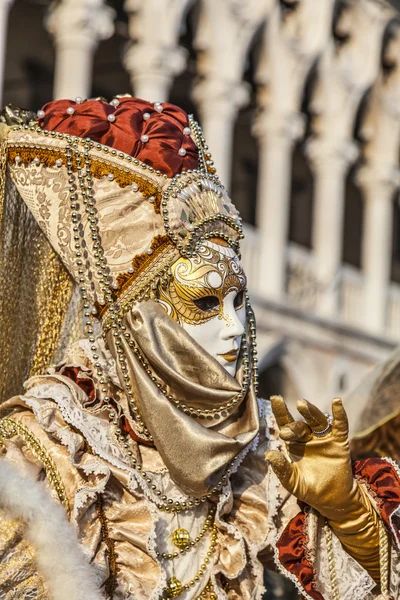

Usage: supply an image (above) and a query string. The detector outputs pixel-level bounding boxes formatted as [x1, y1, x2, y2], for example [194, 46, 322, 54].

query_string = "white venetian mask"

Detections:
[156, 239, 247, 377]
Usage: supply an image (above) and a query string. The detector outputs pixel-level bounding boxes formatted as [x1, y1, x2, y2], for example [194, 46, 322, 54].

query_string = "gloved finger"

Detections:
[331, 397, 349, 439]
[270, 395, 295, 429]
[297, 399, 328, 433]
[264, 449, 296, 493]
[280, 421, 313, 443]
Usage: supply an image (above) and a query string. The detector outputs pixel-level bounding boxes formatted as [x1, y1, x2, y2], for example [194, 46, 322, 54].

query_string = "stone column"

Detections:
[303, 0, 393, 318]
[0, 0, 14, 104]
[254, 112, 305, 300]
[46, 0, 115, 100]
[193, 79, 249, 188]
[307, 140, 358, 317]
[357, 167, 398, 333]
[124, 44, 186, 103]
[356, 23, 400, 334]
[123, 0, 193, 102]
[192, 0, 271, 188]
[251, 0, 334, 302]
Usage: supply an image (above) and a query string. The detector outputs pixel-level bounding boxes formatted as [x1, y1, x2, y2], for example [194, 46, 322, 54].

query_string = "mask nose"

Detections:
[220, 294, 246, 341]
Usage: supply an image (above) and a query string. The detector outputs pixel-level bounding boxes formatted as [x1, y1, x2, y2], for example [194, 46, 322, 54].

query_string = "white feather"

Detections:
[0, 459, 105, 600]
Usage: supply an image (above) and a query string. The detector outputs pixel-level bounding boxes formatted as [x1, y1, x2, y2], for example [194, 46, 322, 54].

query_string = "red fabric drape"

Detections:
[276, 510, 324, 600]
[354, 457, 400, 548]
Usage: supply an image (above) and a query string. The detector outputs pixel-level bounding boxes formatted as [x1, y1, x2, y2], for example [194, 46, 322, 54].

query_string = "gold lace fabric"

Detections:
[0, 508, 51, 599]
[0, 145, 74, 403]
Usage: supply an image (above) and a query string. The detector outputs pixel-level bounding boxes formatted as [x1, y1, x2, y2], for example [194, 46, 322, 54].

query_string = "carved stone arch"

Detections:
[192, 0, 272, 185]
[301, 56, 321, 138]
[340, 87, 370, 270]
[379, 17, 400, 76]
[342, 165, 364, 269]
[288, 142, 314, 250]
[287, 55, 324, 251]
[289, 54, 318, 252]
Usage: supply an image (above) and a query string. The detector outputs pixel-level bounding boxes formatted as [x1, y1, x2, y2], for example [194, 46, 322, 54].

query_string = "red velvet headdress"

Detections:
[38, 97, 200, 178]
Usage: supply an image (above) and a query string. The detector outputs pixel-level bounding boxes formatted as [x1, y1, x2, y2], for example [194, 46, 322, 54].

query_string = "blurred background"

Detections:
[3, 0, 400, 597]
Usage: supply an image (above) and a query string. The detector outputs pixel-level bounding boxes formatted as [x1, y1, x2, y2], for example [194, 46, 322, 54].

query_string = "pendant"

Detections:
[166, 576, 183, 598]
[171, 527, 191, 548]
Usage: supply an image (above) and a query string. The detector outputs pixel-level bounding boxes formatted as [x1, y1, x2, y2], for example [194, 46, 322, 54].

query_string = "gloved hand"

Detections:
[265, 396, 380, 581]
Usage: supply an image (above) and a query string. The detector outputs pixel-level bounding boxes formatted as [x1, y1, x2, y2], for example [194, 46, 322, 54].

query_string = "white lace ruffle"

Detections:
[23, 395, 112, 521]
[316, 527, 376, 600]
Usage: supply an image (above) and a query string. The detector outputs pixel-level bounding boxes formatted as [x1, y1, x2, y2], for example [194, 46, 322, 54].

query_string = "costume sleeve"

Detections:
[271, 440, 400, 599]
[229, 400, 400, 600]
[0, 406, 105, 600]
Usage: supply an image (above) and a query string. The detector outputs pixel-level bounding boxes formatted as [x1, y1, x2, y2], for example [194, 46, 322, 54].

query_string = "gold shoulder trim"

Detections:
[0, 418, 70, 516]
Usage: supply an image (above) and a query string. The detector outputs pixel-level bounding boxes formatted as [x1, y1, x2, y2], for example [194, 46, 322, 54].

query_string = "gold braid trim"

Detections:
[7, 146, 163, 213]
[98, 236, 179, 327]
[0, 135, 7, 225]
[324, 522, 340, 600]
[116, 234, 172, 291]
[96, 495, 118, 598]
[100, 242, 179, 330]
[0, 418, 70, 517]
[379, 520, 390, 597]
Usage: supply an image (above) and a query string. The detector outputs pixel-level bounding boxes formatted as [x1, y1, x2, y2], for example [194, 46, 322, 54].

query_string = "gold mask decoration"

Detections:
[156, 239, 247, 325]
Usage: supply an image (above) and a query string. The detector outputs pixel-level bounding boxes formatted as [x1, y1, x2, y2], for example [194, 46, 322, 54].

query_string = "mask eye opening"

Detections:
[233, 290, 244, 310]
[193, 295, 220, 312]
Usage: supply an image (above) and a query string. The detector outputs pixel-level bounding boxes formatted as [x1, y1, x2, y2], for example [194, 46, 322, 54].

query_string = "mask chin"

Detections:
[216, 356, 238, 377]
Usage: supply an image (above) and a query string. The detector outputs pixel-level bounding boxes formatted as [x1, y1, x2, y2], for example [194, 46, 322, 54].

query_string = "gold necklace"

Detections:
[156, 506, 216, 560]
[165, 524, 218, 598]
[196, 580, 217, 600]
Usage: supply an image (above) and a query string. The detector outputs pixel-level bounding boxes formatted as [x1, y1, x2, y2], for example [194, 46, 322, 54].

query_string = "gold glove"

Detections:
[265, 396, 380, 582]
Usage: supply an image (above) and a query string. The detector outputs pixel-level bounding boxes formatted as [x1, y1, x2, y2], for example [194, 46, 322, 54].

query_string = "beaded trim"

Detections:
[324, 521, 340, 600]
[189, 116, 218, 178]
[156, 505, 216, 560]
[7, 144, 163, 213]
[96, 495, 118, 596]
[8, 123, 169, 180]
[159, 169, 243, 258]
[0, 417, 70, 516]
[165, 523, 218, 597]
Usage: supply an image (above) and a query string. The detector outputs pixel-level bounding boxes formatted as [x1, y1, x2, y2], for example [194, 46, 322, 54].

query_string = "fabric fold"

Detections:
[106, 301, 260, 497]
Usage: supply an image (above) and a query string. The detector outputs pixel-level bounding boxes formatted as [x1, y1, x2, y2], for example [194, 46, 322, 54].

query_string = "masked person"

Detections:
[0, 97, 399, 600]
